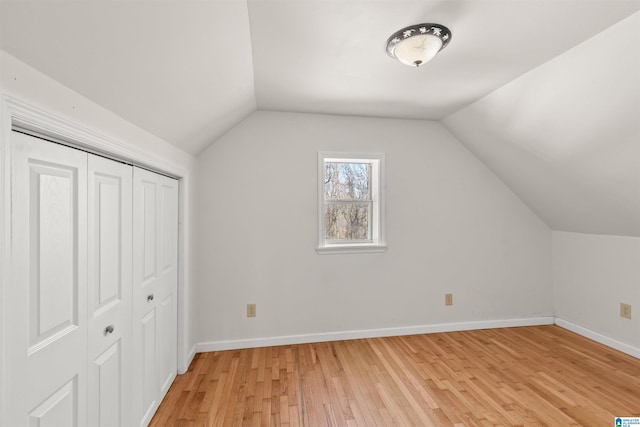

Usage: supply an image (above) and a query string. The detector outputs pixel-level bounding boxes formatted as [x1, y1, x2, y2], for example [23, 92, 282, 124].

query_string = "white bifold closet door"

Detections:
[7, 130, 178, 427]
[132, 167, 179, 427]
[8, 131, 133, 426]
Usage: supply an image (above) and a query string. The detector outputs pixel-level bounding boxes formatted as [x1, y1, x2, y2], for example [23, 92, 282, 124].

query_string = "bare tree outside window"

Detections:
[317, 152, 385, 254]
[323, 162, 372, 241]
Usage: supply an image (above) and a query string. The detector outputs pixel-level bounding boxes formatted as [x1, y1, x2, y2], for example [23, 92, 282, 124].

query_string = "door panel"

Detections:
[141, 309, 157, 423]
[161, 184, 177, 273]
[92, 342, 121, 427]
[29, 164, 77, 348]
[28, 377, 78, 427]
[9, 131, 88, 427]
[87, 154, 132, 426]
[158, 294, 176, 394]
[95, 175, 120, 305]
[142, 180, 157, 284]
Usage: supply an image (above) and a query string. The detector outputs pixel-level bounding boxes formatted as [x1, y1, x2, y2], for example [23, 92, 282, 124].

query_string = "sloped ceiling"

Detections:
[0, 0, 257, 155]
[442, 12, 640, 237]
[1, 0, 639, 236]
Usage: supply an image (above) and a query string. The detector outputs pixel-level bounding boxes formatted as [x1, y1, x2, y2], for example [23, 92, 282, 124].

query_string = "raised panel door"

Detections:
[8, 131, 88, 426]
[132, 168, 178, 426]
[87, 154, 133, 426]
[158, 180, 178, 396]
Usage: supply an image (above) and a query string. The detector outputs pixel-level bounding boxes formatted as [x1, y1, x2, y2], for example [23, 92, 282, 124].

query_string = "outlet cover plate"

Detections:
[247, 304, 256, 318]
[620, 303, 632, 319]
[445, 293, 453, 306]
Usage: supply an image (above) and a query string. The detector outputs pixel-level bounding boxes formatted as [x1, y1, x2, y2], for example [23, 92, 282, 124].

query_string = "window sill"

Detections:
[316, 244, 387, 255]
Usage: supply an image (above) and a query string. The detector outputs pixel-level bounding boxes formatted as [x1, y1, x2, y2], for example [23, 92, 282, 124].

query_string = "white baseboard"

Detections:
[196, 316, 555, 353]
[178, 344, 197, 375]
[554, 317, 640, 359]
[195, 316, 639, 361]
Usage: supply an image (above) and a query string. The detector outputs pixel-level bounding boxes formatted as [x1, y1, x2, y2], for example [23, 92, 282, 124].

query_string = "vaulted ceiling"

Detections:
[1, 0, 639, 236]
[443, 10, 640, 237]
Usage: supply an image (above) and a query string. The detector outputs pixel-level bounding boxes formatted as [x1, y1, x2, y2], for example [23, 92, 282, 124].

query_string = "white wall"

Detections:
[196, 111, 552, 348]
[0, 50, 199, 370]
[553, 231, 640, 354]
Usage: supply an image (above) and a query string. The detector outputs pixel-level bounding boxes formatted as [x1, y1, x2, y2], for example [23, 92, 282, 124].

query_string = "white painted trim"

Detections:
[554, 317, 640, 359]
[0, 96, 194, 396]
[316, 244, 387, 254]
[196, 316, 555, 352]
[5, 95, 187, 178]
[176, 175, 194, 374]
[179, 344, 198, 375]
[0, 92, 12, 427]
[195, 317, 640, 361]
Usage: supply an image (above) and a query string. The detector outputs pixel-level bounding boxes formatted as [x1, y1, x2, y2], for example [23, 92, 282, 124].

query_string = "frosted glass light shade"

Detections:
[393, 34, 443, 67]
[386, 23, 452, 67]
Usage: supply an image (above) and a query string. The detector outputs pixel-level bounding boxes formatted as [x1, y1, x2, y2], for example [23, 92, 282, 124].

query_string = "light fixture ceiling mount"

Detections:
[386, 23, 452, 67]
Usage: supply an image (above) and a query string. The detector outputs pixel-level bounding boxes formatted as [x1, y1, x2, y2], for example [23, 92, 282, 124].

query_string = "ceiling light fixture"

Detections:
[385, 23, 452, 67]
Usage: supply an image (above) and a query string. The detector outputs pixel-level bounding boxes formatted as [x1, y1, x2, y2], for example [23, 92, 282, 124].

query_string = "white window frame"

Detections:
[317, 152, 386, 254]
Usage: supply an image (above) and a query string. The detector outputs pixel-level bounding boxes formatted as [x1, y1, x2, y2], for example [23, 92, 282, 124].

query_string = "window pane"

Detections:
[323, 162, 370, 201]
[324, 203, 370, 240]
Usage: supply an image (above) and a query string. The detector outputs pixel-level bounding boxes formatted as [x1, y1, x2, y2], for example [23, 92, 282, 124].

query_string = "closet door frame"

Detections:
[0, 96, 191, 426]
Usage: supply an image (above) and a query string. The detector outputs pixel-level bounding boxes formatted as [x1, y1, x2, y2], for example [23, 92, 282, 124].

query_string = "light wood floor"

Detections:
[150, 325, 640, 426]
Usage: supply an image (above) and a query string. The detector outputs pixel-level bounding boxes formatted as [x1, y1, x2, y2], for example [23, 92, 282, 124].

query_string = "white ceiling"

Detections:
[1, 0, 638, 154]
[1, 0, 639, 236]
[249, 0, 639, 121]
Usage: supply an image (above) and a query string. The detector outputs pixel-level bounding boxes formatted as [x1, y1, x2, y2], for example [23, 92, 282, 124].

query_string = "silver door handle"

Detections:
[104, 324, 115, 335]
[147, 294, 154, 302]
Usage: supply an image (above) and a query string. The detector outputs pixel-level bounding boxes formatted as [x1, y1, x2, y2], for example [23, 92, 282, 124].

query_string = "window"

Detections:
[317, 152, 386, 254]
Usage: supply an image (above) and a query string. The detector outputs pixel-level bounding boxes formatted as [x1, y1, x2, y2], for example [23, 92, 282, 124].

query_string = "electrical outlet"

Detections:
[620, 303, 632, 319]
[445, 293, 453, 306]
[247, 304, 256, 318]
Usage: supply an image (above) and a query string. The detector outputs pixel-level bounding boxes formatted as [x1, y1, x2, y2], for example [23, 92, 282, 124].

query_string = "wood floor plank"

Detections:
[151, 326, 640, 426]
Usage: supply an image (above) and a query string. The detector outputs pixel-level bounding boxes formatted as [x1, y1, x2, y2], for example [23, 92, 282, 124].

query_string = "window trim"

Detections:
[317, 152, 387, 254]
